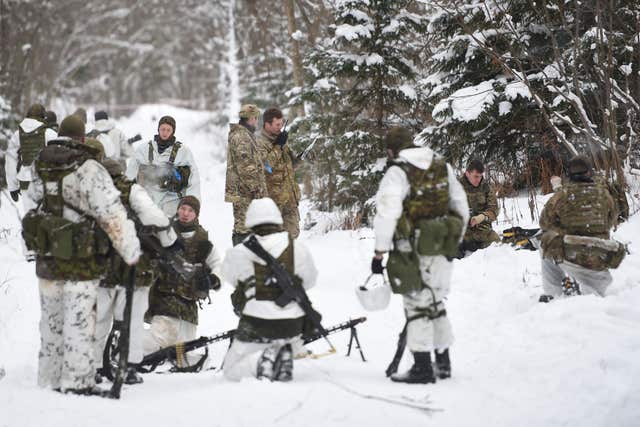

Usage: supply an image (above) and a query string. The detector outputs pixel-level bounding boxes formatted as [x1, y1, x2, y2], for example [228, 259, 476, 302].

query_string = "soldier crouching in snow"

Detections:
[143, 196, 222, 366]
[23, 115, 141, 395]
[371, 127, 469, 383]
[222, 198, 318, 382]
[538, 156, 625, 301]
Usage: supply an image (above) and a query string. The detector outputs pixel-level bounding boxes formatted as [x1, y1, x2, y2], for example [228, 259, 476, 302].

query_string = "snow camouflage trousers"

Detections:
[38, 279, 98, 391]
[403, 255, 454, 352]
[223, 336, 304, 381]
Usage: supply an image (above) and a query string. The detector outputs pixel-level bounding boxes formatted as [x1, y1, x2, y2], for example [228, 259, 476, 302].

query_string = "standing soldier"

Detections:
[143, 196, 222, 364]
[88, 111, 133, 168]
[126, 115, 200, 217]
[371, 127, 469, 383]
[538, 156, 623, 301]
[222, 198, 318, 382]
[257, 107, 301, 238]
[5, 103, 57, 207]
[225, 104, 268, 245]
[458, 159, 500, 256]
[94, 159, 178, 384]
[23, 115, 141, 395]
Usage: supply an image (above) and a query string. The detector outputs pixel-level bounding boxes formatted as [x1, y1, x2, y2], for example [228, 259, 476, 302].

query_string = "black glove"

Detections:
[371, 257, 384, 274]
[210, 273, 221, 291]
[195, 269, 213, 293]
[10, 189, 20, 202]
[165, 238, 185, 254]
[274, 130, 288, 147]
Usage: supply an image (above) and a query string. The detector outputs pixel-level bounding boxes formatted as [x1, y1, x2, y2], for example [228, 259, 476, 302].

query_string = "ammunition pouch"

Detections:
[562, 235, 626, 271]
[387, 244, 423, 295]
[230, 278, 255, 316]
[415, 215, 464, 257]
[22, 210, 110, 260]
[540, 230, 564, 262]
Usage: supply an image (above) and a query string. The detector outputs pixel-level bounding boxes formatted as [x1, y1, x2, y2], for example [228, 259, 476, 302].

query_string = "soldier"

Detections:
[94, 159, 178, 384]
[458, 159, 500, 256]
[45, 110, 58, 132]
[222, 198, 318, 382]
[88, 111, 133, 167]
[143, 196, 222, 363]
[23, 115, 141, 395]
[257, 107, 301, 238]
[5, 103, 57, 206]
[126, 115, 200, 217]
[371, 127, 469, 383]
[538, 156, 622, 301]
[225, 104, 268, 245]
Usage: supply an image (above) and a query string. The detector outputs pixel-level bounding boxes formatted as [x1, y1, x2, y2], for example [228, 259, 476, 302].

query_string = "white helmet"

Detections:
[245, 197, 284, 229]
[355, 275, 391, 311]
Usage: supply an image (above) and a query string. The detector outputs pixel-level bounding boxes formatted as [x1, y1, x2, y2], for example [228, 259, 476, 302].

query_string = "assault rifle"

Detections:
[135, 224, 199, 282]
[501, 226, 541, 251]
[243, 235, 335, 353]
[132, 317, 367, 373]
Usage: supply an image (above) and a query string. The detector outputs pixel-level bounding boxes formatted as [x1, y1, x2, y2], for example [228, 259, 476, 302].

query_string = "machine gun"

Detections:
[501, 226, 541, 251]
[111, 317, 368, 374]
[135, 224, 199, 282]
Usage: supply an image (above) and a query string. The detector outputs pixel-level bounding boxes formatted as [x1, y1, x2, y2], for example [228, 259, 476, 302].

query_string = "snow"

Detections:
[433, 80, 496, 122]
[498, 101, 512, 115]
[334, 23, 373, 41]
[2, 105, 640, 426]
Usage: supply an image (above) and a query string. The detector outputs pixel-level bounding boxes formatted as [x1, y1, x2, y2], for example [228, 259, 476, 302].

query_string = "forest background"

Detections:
[1, 0, 639, 223]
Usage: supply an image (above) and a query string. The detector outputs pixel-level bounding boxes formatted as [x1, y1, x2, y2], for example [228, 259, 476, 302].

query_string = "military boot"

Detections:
[390, 352, 436, 384]
[434, 349, 451, 379]
[124, 365, 144, 385]
[257, 346, 279, 380]
[273, 344, 293, 382]
[61, 386, 111, 397]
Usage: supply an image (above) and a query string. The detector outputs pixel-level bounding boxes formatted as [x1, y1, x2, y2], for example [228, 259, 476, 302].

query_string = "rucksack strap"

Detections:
[169, 142, 182, 164]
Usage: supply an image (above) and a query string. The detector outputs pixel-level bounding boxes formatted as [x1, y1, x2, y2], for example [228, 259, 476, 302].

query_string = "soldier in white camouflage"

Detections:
[256, 107, 301, 238]
[87, 111, 133, 169]
[5, 103, 57, 209]
[225, 104, 268, 244]
[24, 115, 141, 395]
[538, 156, 623, 301]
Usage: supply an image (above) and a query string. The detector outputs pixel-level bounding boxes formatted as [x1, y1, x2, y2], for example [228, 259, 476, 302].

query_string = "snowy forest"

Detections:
[2, 0, 639, 219]
[1, 1, 640, 426]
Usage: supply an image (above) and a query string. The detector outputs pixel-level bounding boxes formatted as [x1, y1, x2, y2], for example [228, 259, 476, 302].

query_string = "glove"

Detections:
[210, 273, 221, 291]
[165, 238, 185, 254]
[195, 269, 213, 293]
[10, 189, 20, 202]
[470, 214, 486, 227]
[274, 130, 288, 147]
[371, 256, 384, 274]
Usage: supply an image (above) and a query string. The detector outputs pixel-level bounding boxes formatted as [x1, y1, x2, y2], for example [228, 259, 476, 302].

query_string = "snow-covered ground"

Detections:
[1, 105, 639, 427]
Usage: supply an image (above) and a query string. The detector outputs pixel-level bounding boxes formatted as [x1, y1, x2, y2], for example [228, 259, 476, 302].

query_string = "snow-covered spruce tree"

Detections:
[290, 0, 427, 221]
[421, 0, 640, 192]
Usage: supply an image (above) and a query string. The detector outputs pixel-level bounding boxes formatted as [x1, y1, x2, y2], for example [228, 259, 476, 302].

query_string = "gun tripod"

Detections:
[346, 325, 366, 362]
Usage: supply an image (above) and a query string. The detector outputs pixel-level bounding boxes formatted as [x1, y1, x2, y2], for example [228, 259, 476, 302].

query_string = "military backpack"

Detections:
[18, 124, 47, 168]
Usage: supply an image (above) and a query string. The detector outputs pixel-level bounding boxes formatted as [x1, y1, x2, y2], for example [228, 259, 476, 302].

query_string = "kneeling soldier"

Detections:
[222, 198, 318, 382]
[143, 196, 222, 363]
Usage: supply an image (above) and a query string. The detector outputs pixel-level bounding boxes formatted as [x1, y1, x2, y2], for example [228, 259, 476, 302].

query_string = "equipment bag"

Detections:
[386, 248, 423, 295]
[563, 235, 626, 271]
[415, 215, 463, 257]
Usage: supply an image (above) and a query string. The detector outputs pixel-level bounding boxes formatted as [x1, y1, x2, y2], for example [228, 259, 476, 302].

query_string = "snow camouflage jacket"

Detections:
[222, 231, 317, 340]
[126, 137, 200, 217]
[224, 123, 268, 203]
[459, 175, 500, 243]
[26, 139, 141, 281]
[5, 118, 57, 191]
[101, 165, 177, 289]
[256, 129, 301, 208]
[539, 179, 616, 263]
[373, 147, 469, 253]
[148, 221, 222, 325]
[88, 119, 133, 162]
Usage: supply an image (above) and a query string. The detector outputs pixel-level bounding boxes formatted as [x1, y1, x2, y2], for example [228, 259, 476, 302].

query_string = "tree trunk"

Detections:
[285, 0, 305, 118]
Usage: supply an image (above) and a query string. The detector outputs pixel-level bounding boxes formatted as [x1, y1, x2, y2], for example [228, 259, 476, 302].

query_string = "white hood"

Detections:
[397, 146, 435, 170]
[19, 118, 45, 134]
[94, 119, 115, 132]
